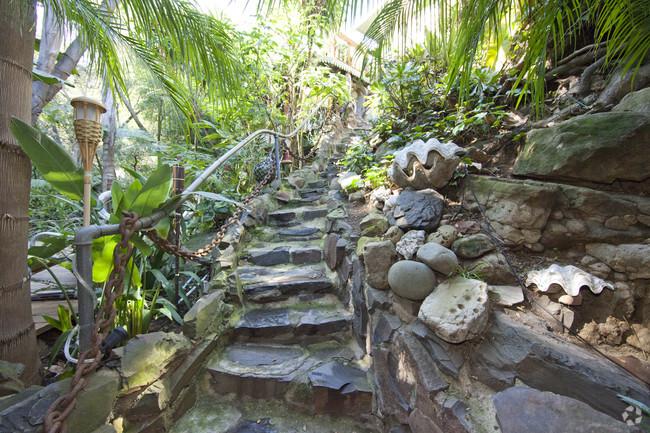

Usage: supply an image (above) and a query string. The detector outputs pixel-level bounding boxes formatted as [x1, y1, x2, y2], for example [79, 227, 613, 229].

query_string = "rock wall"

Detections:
[463, 175, 650, 251]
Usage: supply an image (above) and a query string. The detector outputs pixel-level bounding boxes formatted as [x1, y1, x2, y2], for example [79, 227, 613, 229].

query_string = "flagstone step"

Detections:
[255, 226, 324, 242]
[268, 206, 328, 226]
[230, 265, 335, 304]
[243, 245, 322, 267]
[207, 343, 372, 415]
[234, 305, 352, 345]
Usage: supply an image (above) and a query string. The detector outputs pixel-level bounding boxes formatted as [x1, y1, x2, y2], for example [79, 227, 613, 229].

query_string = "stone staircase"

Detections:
[204, 141, 374, 419]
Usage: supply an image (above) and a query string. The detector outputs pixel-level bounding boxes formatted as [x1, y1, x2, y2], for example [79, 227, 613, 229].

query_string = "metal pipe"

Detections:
[73, 96, 333, 349]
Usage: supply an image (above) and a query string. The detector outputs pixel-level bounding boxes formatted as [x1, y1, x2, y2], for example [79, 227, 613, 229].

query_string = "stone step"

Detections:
[207, 343, 372, 415]
[307, 180, 329, 189]
[244, 245, 322, 267]
[288, 195, 323, 206]
[234, 305, 352, 345]
[255, 226, 324, 242]
[268, 206, 328, 226]
[299, 188, 327, 198]
[230, 265, 335, 303]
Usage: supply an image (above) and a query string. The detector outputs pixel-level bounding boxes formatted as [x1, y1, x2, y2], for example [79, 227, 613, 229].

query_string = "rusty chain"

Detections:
[43, 212, 140, 433]
[143, 159, 276, 260]
[143, 108, 333, 259]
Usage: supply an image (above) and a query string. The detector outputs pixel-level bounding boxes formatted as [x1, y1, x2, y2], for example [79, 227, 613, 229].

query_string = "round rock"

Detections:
[451, 233, 495, 258]
[388, 260, 437, 301]
[426, 225, 458, 248]
[418, 276, 489, 343]
[416, 242, 458, 275]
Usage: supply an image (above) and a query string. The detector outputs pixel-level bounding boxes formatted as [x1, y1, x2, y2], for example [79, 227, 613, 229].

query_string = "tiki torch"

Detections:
[70, 97, 106, 226]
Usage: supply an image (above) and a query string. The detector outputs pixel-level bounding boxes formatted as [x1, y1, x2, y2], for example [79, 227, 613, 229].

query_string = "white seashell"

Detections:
[388, 138, 465, 189]
[525, 264, 614, 297]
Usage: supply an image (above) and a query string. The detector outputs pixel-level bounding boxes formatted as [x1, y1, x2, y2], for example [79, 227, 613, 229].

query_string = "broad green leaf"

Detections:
[10, 118, 84, 200]
[28, 235, 70, 259]
[125, 258, 142, 288]
[111, 180, 142, 223]
[121, 165, 147, 185]
[156, 216, 171, 238]
[130, 234, 152, 256]
[92, 236, 119, 283]
[130, 165, 172, 217]
[33, 68, 74, 87]
[111, 181, 124, 219]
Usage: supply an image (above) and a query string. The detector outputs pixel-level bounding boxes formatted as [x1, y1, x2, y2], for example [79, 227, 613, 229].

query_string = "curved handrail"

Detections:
[73, 96, 334, 350]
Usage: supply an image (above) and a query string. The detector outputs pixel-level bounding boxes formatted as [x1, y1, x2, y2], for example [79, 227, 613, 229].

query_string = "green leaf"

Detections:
[57, 305, 73, 331]
[121, 165, 147, 185]
[156, 298, 183, 324]
[42, 315, 63, 331]
[129, 234, 152, 256]
[48, 329, 72, 367]
[130, 165, 172, 217]
[28, 235, 70, 259]
[10, 118, 84, 200]
[149, 269, 171, 289]
[92, 236, 119, 283]
[111, 180, 142, 223]
[32, 68, 74, 87]
[156, 216, 171, 238]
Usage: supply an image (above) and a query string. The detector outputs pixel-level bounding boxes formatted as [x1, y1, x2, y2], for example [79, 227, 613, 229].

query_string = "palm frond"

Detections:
[43, 0, 240, 135]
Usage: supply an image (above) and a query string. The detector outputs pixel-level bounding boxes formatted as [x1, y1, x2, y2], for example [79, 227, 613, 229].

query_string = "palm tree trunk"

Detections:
[102, 85, 117, 192]
[0, 0, 42, 386]
[31, 0, 63, 125]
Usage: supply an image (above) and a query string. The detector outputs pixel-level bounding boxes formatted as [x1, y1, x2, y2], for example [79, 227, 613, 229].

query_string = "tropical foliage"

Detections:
[350, 0, 650, 116]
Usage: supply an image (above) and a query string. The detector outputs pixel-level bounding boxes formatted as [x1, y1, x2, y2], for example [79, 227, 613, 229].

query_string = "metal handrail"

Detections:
[73, 96, 334, 350]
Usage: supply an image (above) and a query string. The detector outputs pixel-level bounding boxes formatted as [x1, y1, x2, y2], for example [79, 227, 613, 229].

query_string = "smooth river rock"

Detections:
[388, 260, 437, 301]
[451, 233, 495, 259]
[416, 242, 458, 275]
[418, 277, 489, 343]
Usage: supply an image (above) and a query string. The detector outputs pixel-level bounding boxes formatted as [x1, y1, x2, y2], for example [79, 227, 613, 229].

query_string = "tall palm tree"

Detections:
[0, 0, 238, 385]
[0, 0, 42, 386]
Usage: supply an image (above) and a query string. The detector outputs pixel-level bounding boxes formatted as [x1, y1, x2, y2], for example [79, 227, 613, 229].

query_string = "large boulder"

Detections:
[470, 311, 650, 419]
[612, 87, 650, 113]
[512, 112, 650, 184]
[364, 241, 397, 289]
[493, 386, 635, 433]
[182, 290, 229, 339]
[388, 260, 437, 300]
[585, 243, 650, 280]
[418, 277, 489, 343]
[385, 189, 444, 232]
[121, 332, 192, 389]
[464, 175, 559, 247]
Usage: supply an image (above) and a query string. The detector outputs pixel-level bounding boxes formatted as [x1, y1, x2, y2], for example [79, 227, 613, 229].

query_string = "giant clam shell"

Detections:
[525, 264, 614, 296]
[388, 138, 465, 189]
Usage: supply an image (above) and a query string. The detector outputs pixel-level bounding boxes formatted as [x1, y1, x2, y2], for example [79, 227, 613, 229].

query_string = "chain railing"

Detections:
[43, 96, 335, 433]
